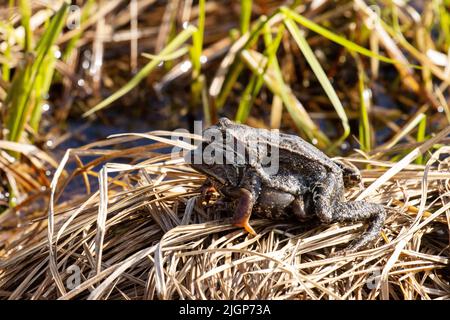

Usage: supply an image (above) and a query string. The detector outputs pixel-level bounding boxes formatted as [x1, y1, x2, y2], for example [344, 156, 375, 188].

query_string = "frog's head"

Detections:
[342, 169, 362, 188]
[217, 117, 234, 129]
[185, 117, 243, 187]
[201, 117, 234, 140]
[333, 158, 362, 188]
[341, 164, 362, 189]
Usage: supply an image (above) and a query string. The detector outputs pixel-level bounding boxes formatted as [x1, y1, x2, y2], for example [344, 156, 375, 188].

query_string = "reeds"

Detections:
[5, 2, 68, 147]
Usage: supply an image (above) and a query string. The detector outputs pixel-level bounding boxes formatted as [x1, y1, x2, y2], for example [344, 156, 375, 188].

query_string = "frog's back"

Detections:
[215, 118, 340, 172]
[238, 126, 339, 172]
[277, 132, 338, 171]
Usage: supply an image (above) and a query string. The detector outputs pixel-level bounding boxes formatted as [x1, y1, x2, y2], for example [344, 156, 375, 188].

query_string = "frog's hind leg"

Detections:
[334, 201, 386, 252]
[311, 175, 386, 251]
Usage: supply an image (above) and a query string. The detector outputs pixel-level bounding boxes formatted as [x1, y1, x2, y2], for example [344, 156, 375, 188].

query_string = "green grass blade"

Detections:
[30, 46, 57, 131]
[284, 17, 349, 150]
[214, 14, 274, 109]
[240, 0, 252, 34]
[6, 60, 31, 142]
[235, 23, 284, 123]
[438, 0, 450, 50]
[34, 3, 68, 56]
[415, 115, 427, 164]
[235, 73, 258, 122]
[6, 3, 68, 144]
[357, 58, 371, 152]
[281, 7, 414, 66]
[190, 0, 205, 109]
[19, 0, 33, 52]
[241, 49, 330, 148]
[191, 0, 205, 77]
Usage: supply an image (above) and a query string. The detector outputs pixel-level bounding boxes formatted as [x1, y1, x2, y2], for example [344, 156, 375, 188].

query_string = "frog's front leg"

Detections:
[311, 175, 386, 251]
[221, 174, 262, 235]
[232, 188, 258, 235]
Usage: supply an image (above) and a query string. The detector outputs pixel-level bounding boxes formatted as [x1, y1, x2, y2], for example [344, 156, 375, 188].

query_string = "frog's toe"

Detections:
[340, 241, 365, 254]
[234, 219, 257, 236]
[330, 240, 369, 257]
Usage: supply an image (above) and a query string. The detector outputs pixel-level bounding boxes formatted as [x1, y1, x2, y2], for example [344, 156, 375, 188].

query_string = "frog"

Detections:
[185, 117, 386, 252]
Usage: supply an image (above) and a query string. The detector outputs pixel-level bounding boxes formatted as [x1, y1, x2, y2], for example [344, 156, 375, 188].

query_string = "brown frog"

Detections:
[185, 118, 386, 252]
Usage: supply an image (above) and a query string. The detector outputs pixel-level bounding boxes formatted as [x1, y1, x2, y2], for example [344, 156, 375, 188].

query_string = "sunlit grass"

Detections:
[357, 57, 372, 153]
[415, 115, 427, 165]
[189, 0, 205, 115]
[240, 0, 252, 34]
[5, 3, 68, 148]
[19, 0, 32, 52]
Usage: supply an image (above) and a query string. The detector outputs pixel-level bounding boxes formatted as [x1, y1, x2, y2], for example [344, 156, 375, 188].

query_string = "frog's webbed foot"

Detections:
[333, 201, 386, 252]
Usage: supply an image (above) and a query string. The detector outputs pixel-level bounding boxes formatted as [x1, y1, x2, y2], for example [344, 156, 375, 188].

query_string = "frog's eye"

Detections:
[218, 117, 233, 128]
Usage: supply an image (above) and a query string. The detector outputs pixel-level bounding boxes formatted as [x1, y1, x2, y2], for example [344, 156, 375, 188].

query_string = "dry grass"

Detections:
[1, 0, 450, 301]
[0, 127, 449, 300]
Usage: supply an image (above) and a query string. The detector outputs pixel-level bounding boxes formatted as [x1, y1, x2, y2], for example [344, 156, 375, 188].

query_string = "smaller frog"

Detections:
[186, 118, 386, 252]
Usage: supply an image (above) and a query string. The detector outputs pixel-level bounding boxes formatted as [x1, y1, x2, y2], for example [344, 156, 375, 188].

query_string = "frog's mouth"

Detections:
[195, 165, 227, 186]
[184, 142, 228, 186]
